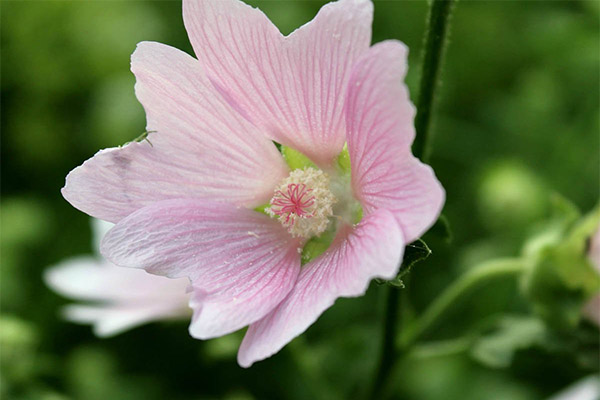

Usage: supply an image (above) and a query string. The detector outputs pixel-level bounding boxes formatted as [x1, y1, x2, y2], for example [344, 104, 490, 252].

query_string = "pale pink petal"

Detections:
[547, 376, 600, 400]
[91, 219, 114, 254]
[584, 229, 600, 325]
[589, 229, 600, 272]
[101, 199, 302, 339]
[237, 209, 403, 367]
[183, 0, 373, 166]
[63, 302, 190, 338]
[44, 258, 190, 303]
[583, 296, 600, 326]
[45, 254, 191, 337]
[62, 42, 288, 223]
[346, 41, 445, 242]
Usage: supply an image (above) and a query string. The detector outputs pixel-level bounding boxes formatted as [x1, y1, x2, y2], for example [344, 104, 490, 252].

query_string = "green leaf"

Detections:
[377, 239, 432, 288]
[522, 194, 581, 258]
[281, 146, 316, 170]
[426, 214, 452, 243]
[470, 315, 548, 368]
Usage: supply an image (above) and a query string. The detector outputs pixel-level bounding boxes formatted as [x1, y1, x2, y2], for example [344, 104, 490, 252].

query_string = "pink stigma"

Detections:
[271, 184, 316, 225]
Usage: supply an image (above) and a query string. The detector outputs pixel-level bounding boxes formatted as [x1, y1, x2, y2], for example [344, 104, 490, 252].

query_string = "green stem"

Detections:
[413, 0, 456, 162]
[408, 337, 471, 360]
[400, 258, 526, 347]
[368, 1, 456, 398]
[368, 288, 400, 400]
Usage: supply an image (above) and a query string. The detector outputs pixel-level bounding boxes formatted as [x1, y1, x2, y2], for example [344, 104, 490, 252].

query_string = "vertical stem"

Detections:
[413, 0, 456, 162]
[369, 288, 400, 400]
[369, 1, 456, 398]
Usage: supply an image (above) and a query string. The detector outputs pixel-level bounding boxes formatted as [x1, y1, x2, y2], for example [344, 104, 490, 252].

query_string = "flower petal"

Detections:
[62, 303, 190, 338]
[583, 295, 600, 326]
[91, 219, 114, 256]
[345, 40, 445, 242]
[183, 0, 373, 166]
[62, 42, 288, 223]
[44, 258, 190, 303]
[46, 257, 191, 337]
[237, 209, 403, 367]
[101, 199, 303, 338]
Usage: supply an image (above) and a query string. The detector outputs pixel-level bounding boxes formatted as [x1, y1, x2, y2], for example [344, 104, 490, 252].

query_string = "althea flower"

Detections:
[62, 0, 444, 366]
[45, 219, 190, 337]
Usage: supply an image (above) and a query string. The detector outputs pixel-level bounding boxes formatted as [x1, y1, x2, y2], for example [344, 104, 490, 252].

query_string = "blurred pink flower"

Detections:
[45, 219, 191, 337]
[583, 229, 600, 325]
[62, 0, 444, 366]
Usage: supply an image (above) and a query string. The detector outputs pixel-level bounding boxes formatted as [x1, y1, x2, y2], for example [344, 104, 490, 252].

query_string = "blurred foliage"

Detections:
[1, 1, 598, 399]
[521, 199, 600, 329]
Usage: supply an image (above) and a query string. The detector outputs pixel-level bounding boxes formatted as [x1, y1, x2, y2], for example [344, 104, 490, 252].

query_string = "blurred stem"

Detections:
[368, 1, 456, 399]
[400, 258, 526, 347]
[413, 0, 456, 162]
[369, 288, 400, 400]
[407, 337, 471, 359]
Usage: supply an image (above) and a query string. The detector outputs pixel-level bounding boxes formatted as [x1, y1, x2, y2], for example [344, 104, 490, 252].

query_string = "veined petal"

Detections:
[101, 199, 302, 338]
[238, 209, 403, 367]
[345, 41, 445, 242]
[183, 0, 373, 166]
[62, 42, 288, 223]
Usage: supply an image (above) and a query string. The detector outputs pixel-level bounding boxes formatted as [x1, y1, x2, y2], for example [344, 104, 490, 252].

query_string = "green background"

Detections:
[1, 1, 598, 399]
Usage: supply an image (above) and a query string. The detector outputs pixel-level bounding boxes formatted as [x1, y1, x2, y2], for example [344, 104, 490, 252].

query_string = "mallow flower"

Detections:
[45, 218, 190, 337]
[62, 0, 444, 366]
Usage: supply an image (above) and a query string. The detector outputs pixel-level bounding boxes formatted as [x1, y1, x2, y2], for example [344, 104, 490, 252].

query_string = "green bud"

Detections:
[520, 202, 600, 329]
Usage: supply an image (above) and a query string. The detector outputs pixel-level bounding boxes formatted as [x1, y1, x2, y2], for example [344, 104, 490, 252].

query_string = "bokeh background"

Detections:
[1, 1, 599, 399]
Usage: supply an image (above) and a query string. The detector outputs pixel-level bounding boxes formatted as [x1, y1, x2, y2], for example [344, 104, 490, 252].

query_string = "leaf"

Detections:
[470, 315, 548, 368]
[522, 194, 581, 258]
[426, 214, 452, 243]
[376, 239, 432, 288]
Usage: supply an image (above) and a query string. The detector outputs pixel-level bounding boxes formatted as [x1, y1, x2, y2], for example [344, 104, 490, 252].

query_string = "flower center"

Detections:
[268, 168, 336, 239]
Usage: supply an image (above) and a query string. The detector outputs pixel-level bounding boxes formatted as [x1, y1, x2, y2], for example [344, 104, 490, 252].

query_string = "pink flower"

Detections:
[62, 0, 444, 366]
[45, 219, 190, 337]
[583, 228, 600, 325]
